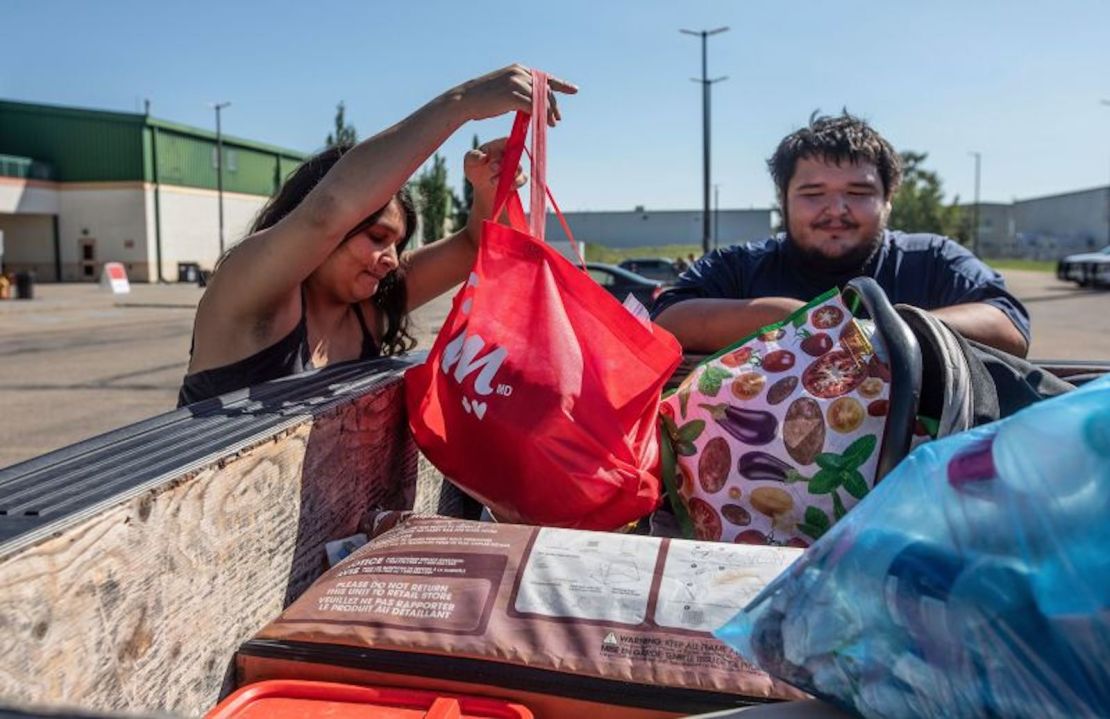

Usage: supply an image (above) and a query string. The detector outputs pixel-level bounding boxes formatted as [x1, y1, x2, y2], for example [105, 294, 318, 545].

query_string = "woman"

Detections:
[178, 65, 576, 406]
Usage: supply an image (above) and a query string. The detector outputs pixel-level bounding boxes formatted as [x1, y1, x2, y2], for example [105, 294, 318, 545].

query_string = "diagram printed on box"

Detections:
[654, 541, 798, 632]
[513, 528, 662, 624]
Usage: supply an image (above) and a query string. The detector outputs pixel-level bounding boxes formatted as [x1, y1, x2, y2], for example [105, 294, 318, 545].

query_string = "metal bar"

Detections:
[701, 32, 710, 256]
[216, 106, 225, 255]
[151, 125, 164, 282]
[681, 27, 728, 256]
[51, 215, 61, 282]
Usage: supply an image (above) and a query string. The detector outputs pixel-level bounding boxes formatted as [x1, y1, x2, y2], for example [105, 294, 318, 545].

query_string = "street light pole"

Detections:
[681, 26, 729, 257]
[210, 101, 232, 256]
[714, 183, 721, 249]
[969, 151, 981, 256]
[1101, 100, 1110, 245]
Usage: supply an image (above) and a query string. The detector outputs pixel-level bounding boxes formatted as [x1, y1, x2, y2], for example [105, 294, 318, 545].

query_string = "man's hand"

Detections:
[654, 297, 807, 353]
[931, 303, 1029, 357]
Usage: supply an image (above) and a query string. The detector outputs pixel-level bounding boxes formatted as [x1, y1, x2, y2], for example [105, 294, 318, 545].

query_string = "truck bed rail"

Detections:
[0, 355, 436, 717]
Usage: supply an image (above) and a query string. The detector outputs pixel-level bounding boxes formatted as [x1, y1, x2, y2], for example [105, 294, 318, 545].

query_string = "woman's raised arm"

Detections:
[205, 65, 575, 324]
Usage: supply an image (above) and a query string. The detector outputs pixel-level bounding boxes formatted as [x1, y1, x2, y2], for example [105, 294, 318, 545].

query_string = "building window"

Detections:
[211, 148, 238, 172]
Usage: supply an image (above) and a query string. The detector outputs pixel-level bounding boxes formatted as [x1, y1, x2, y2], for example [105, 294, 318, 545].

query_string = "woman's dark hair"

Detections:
[244, 143, 418, 356]
[768, 111, 903, 204]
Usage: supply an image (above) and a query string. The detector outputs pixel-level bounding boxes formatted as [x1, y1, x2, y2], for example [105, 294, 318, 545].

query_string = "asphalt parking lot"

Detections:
[1, 269, 1107, 469]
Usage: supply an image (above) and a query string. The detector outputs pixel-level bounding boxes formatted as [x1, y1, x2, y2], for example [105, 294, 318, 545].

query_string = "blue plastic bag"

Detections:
[715, 375, 1110, 718]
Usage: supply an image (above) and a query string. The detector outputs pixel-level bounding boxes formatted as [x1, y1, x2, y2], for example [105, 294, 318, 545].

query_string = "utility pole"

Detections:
[210, 101, 232, 256]
[969, 151, 981, 256]
[1102, 100, 1110, 245]
[714, 184, 721, 249]
[681, 26, 729, 257]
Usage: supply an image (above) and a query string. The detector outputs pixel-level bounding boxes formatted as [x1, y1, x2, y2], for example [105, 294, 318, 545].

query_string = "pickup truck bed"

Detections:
[0, 353, 1105, 717]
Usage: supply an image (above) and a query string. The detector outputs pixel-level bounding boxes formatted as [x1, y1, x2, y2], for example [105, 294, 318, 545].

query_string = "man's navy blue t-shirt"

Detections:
[651, 231, 1030, 342]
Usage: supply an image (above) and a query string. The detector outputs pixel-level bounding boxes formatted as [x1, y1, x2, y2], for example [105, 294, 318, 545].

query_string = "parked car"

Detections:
[586, 262, 664, 307]
[618, 257, 681, 284]
[1057, 245, 1110, 287]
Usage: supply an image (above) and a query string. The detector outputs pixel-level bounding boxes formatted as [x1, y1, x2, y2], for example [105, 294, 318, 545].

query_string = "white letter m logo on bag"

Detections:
[440, 272, 508, 420]
[441, 331, 507, 397]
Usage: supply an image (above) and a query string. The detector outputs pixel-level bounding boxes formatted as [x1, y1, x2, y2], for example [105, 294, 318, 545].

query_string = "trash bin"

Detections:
[14, 271, 34, 300]
[177, 262, 200, 284]
[206, 680, 533, 719]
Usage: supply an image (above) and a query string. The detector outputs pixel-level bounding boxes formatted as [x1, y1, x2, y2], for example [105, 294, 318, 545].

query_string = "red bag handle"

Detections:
[490, 69, 586, 268]
[527, 70, 548, 241]
[491, 112, 530, 232]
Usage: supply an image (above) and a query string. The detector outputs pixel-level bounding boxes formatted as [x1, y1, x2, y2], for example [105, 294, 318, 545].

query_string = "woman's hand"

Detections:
[451, 64, 577, 127]
[462, 137, 524, 247]
[464, 137, 525, 205]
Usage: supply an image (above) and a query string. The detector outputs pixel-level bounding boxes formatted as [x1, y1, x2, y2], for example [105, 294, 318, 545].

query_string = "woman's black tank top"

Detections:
[177, 294, 380, 407]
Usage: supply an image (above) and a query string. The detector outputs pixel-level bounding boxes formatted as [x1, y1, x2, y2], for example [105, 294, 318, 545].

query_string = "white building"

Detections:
[544, 207, 773, 254]
[961, 185, 1110, 260]
[0, 99, 305, 282]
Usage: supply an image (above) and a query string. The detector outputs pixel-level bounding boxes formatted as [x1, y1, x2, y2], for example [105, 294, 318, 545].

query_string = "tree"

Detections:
[325, 102, 357, 148]
[451, 134, 480, 232]
[449, 189, 466, 233]
[889, 151, 965, 242]
[414, 153, 454, 244]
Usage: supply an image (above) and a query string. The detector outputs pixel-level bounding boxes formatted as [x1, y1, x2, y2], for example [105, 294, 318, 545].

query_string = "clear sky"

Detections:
[3, 0, 1108, 211]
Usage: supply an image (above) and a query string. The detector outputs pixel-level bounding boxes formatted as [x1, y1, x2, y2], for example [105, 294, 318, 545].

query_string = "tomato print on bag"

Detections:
[661, 289, 895, 546]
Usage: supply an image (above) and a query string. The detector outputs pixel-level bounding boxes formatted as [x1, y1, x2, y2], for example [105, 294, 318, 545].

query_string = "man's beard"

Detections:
[786, 216, 885, 276]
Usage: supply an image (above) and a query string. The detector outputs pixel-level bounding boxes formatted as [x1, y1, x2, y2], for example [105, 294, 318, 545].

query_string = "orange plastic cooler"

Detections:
[207, 680, 533, 719]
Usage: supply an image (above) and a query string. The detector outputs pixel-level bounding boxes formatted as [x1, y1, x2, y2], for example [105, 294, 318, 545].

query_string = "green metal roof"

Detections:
[0, 99, 306, 190]
[147, 117, 305, 159]
[0, 99, 147, 126]
[0, 99, 305, 159]
[0, 101, 146, 182]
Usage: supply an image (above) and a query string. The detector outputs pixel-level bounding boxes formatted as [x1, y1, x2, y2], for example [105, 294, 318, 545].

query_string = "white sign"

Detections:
[100, 262, 130, 294]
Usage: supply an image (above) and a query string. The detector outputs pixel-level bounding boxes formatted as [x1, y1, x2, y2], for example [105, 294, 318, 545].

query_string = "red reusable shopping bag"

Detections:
[405, 70, 681, 530]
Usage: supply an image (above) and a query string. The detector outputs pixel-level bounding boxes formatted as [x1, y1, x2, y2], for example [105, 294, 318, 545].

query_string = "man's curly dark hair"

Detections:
[768, 111, 903, 204]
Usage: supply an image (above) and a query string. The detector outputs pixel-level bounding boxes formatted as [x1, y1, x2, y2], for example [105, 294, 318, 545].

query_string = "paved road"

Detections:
[997, 270, 1110, 360]
[1, 271, 1106, 468]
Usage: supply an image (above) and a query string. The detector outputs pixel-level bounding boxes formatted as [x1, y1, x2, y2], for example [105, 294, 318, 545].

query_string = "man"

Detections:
[653, 113, 1030, 357]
